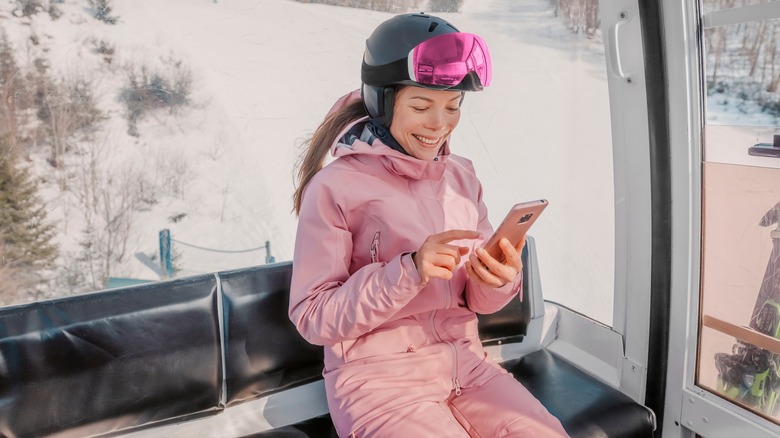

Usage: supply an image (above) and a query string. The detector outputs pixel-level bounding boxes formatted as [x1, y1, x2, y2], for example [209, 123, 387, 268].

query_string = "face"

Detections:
[389, 86, 462, 161]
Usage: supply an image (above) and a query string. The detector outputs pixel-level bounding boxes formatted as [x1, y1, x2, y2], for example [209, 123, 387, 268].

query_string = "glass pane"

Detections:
[702, 0, 777, 15]
[0, 0, 615, 326]
[699, 160, 780, 422]
[698, 5, 780, 424]
[703, 19, 780, 127]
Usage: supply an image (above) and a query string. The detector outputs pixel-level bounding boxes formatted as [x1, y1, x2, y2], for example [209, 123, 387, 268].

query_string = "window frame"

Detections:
[663, 1, 780, 436]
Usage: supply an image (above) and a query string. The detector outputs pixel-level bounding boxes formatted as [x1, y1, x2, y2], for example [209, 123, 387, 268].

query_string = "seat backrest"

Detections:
[220, 262, 324, 406]
[0, 274, 223, 437]
[0, 246, 533, 436]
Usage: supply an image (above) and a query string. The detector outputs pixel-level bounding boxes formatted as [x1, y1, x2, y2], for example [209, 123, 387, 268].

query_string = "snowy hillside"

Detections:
[2, 0, 616, 323]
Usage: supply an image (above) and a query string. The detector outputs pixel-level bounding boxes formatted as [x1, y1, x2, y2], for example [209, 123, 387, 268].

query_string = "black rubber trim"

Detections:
[638, 1, 673, 436]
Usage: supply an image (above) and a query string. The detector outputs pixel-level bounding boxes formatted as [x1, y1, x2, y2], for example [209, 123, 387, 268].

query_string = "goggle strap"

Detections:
[361, 58, 409, 87]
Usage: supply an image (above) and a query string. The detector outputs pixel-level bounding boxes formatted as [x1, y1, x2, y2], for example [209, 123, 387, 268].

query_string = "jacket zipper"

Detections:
[429, 280, 461, 396]
[369, 231, 380, 263]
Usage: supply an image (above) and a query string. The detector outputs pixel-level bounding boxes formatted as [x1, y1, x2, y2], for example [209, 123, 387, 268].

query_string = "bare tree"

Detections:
[746, 20, 768, 78]
[0, 238, 22, 305]
[767, 23, 779, 93]
[550, 0, 599, 36]
[0, 29, 21, 145]
[705, 26, 728, 84]
[291, 0, 423, 12]
[35, 73, 103, 168]
[71, 139, 141, 289]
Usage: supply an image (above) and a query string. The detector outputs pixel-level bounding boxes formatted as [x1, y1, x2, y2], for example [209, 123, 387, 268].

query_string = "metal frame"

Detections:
[663, 1, 780, 436]
[600, 0, 654, 404]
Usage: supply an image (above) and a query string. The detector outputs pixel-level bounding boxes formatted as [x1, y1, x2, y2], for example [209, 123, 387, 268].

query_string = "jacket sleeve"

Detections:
[289, 177, 424, 346]
[464, 182, 523, 314]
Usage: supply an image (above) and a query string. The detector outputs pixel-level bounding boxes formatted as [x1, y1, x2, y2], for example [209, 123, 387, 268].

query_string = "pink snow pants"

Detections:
[350, 372, 570, 437]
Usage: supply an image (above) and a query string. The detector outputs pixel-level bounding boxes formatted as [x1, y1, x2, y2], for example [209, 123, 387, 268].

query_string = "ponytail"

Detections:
[293, 99, 368, 216]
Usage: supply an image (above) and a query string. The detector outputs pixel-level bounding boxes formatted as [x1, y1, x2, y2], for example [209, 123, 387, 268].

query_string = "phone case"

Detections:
[483, 199, 548, 262]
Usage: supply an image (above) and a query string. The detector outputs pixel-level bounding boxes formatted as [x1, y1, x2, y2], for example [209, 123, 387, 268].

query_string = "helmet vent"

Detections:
[428, 22, 439, 32]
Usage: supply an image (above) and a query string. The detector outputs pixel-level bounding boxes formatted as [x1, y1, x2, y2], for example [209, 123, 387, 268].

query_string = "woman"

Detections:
[290, 12, 569, 438]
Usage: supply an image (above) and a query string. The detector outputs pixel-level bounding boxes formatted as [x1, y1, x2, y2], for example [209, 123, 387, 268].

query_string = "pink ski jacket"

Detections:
[290, 90, 523, 436]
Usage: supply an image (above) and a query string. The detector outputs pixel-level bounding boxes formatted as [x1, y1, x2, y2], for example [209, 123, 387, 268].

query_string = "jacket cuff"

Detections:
[384, 251, 423, 290]
[496, 271, 523, 297]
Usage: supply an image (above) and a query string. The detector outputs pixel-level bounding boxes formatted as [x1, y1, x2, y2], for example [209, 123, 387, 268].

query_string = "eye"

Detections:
[447, 107, 460, 113]
[411, 106, 428, 112]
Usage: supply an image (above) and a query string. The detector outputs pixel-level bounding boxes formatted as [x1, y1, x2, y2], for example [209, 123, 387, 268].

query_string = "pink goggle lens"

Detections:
[410, 33, 492, 88]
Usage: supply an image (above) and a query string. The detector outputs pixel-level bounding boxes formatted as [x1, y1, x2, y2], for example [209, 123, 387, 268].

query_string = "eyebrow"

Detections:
[408, 95, 463, 103]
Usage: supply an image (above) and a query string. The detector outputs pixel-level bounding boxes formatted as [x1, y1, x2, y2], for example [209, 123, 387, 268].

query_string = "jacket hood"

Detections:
[325, 89, 452, 181]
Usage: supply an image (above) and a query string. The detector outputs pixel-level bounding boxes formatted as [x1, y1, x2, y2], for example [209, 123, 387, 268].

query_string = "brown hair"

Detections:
[293, 99, 368, 215]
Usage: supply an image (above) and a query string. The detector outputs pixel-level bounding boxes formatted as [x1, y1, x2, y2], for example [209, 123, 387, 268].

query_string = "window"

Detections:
[698, 1, 780, 424]
[0, 0, 615, 326]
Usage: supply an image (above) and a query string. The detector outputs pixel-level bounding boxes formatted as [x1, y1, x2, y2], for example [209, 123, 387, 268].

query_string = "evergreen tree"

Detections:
[0, 140, 58, 290]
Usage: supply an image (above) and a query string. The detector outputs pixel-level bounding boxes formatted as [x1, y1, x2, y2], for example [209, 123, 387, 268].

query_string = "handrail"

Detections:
[701, 314, 780, 355]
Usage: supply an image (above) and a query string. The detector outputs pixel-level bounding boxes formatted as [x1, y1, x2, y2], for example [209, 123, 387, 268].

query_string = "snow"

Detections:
[1, 0, 616, 324]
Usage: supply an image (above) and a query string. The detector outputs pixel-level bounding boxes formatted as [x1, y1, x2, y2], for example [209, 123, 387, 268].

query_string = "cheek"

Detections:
[389, 122, 405, 143]
[390, 113, 414, 138]
[449, 112, 461, 128]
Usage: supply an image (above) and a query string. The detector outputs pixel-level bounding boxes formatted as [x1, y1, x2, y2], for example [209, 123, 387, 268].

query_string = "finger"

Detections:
[465, 261, 484, 285]
[432, 243, 469, 264]
[429, 229, 481, 244]
[465, 261, 486, 285]
[467, 254, 502, 285]
[474, 246, 502, 271]
[515, 235, 527, 252]
[475, 246, 514, 280]
[427, 265, 455, 281]
[499, 238, 522, 270]
[437, 243, 462, 258]
[431, 253, 458, 271]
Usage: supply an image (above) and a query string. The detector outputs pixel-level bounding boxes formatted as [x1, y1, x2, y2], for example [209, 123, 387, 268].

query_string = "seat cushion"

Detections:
[504, 349, 655, 438]
[245, 349, 655, 438]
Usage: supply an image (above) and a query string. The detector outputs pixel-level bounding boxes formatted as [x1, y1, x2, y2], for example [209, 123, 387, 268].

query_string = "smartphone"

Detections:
[482, 199, 548, 263]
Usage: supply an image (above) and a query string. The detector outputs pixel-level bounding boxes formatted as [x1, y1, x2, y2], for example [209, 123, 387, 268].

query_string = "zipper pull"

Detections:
[452, 377, 462, 396]
[370, 231, 380, 263]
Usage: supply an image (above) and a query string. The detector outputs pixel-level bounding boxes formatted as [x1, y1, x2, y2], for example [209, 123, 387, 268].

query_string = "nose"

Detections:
[424, 109, 447, 132]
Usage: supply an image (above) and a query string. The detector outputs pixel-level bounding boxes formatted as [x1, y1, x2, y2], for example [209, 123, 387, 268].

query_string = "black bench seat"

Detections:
[244, 349, 654, 438]
[0, 239, 654, 438]
[505, 349, 655, 437]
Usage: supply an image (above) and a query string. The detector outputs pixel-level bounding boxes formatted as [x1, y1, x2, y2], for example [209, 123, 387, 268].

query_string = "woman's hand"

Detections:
[465, 236, 525, 288]
[413, 230, 480, 286]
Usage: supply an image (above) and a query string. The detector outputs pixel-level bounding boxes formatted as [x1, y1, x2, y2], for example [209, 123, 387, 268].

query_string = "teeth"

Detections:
[414, 134, 440, 145]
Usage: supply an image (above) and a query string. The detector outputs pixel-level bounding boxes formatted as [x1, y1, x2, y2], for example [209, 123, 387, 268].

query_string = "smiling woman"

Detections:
[289, 12, 570, 438]
[6, 0, 780, 437]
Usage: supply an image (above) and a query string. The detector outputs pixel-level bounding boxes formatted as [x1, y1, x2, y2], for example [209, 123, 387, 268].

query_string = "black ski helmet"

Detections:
[361, 13, 486, 126]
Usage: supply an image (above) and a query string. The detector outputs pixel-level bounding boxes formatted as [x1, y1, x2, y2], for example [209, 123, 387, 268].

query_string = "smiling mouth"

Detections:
[413, 134, 443, 145]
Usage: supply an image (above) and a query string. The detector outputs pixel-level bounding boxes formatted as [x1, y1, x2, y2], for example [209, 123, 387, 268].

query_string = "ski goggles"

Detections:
[362, 32, 492, 91]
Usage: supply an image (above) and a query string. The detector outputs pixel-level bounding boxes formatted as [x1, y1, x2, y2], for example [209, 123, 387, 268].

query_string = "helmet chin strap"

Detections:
[380, 87, 395, 128]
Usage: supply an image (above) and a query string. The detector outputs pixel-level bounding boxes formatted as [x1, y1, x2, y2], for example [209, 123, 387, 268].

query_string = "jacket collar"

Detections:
[327, 90, 450, 181]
